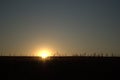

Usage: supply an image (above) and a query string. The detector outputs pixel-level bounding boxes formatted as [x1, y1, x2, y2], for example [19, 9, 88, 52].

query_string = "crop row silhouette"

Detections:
[0, 48, 116, 57]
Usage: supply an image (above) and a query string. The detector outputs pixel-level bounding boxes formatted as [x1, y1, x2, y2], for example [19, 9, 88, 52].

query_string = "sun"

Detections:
[38, 50, 51, 59]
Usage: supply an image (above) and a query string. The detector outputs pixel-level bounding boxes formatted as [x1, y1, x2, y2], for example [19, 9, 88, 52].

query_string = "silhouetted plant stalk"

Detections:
[0, 48, 118, 57]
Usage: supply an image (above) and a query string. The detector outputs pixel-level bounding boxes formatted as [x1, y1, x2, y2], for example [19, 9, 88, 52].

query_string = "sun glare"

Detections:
[38, 50, 51, 59]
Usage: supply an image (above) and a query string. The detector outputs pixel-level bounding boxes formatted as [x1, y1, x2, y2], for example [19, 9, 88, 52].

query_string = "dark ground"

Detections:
[0, 56, 120, 80]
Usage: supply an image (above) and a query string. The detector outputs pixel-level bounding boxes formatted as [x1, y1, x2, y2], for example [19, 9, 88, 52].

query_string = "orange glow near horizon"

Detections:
[37, 49, 52, 59]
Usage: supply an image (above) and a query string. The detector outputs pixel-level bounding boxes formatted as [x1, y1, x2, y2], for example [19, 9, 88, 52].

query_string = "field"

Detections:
[0, 56, 120, 80]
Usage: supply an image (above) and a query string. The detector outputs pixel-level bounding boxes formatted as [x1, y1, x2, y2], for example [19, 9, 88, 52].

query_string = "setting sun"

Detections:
[40, 51, 49, 58]
[37, 50, 51, 59]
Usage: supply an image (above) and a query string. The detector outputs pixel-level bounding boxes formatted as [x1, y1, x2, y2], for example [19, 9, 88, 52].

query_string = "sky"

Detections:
[0, 0, 120, 56]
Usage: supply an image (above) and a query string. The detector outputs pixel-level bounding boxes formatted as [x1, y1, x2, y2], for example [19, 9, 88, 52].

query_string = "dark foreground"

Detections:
[0, 56, 120, 80]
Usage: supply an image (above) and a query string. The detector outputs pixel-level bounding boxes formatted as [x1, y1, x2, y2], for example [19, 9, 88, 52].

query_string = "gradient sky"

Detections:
[0, 0, 120, 56]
